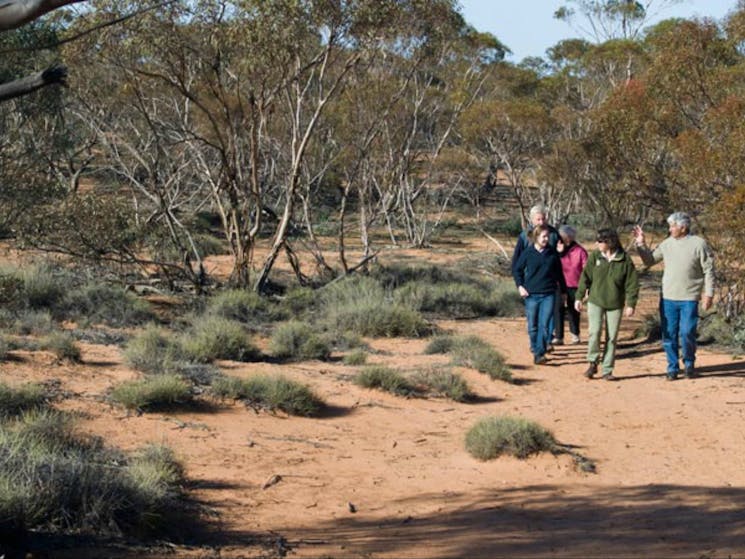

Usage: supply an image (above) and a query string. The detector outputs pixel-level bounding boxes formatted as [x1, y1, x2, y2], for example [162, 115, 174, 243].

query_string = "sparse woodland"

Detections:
[3, 0, 745, 556]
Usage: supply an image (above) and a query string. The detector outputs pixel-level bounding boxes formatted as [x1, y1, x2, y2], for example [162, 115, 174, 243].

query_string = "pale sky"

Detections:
[459, 0, 740, 62]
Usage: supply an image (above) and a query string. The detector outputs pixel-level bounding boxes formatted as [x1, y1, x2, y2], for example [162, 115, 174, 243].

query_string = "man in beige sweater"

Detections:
[632, 212, 714, 381]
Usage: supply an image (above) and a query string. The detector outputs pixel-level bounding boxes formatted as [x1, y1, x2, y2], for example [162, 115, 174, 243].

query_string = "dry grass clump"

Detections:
[269, 320, 332, 361]
[425, 334, 512, 382]
[465, 416, 556, 460]
[109, 375, 193, 412]
[211, 375, 324, 417]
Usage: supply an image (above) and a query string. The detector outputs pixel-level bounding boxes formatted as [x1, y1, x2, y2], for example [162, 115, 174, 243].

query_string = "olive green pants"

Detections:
[586, 302, 623, 375]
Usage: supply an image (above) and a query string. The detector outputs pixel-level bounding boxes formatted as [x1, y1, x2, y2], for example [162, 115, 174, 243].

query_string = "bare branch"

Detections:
[0, 64, 66, 102]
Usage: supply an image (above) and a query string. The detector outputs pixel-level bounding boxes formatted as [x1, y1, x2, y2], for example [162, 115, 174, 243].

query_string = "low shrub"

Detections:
[354, 365, 414, 396]
[465, 416, 556, 460]
[180, 316, 259, 363]
[211, 375, 324, 417]
[343, 349, 368, 365]
[269, 321, 331, 361]
[41, 332, 82, 363]
[110, 375, 192, 412]
[411, 368, 474, 402]
[0, 382, 47, 418]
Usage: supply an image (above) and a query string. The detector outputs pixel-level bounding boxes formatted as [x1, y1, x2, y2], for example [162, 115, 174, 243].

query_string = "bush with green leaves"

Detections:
[61, 282, 154, 327]
[110, 375, 193, 412]
[321, 275, 430, 338]
[41, 331, 82, 362]
[465, 416, 557, 460]
[0, 410, 187, 538]
[426, 335, 512, 382]
[411, 368, 474, 402]
[179, 316, 259, 363]
[353, 365, 414, 396]
[269, 320, 331, 361]
[211, 375, 324, 417]
[0, 382, 47, 418]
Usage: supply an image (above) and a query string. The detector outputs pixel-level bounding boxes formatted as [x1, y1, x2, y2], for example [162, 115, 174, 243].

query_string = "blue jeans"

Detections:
[524, 293, 555, 357]
[660, 298, 699, 373]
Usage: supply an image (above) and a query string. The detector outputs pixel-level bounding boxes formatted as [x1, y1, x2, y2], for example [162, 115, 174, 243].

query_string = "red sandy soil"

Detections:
[3, 237, 745, 558]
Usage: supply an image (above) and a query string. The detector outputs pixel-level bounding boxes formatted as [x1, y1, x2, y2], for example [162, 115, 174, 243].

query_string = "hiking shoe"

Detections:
[584, 362, 597, 379]
[551, 337, 564, 345]
[602, 373, 617, 381]
[534, 354, 547, 365]
[666, 372, 679, 381]
[683, 366, 697, 379]
[569, 334, 580, 345]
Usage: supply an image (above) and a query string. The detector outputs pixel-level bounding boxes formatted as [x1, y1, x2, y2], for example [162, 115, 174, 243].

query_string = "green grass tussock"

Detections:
[41, 332, 82, 362]
[426, 335, 512, 382]
[343, 349, 368, 365]
[110, 375, 193, 412]
[180, 316, 259, 363]
[0, 410, 187, 538]
[465, 416, 557, 460]
[321, 275, 430, 338]
[124, 324, 181, 374]
[269, 320, 331, 361]
[354, 365, 414, 396]
[206, 289, 276, 324]
[411, 368, 474, 402]
[211, 375, 324, 417]
[62, 282, 154, 327]
[0, 383, 47, 418]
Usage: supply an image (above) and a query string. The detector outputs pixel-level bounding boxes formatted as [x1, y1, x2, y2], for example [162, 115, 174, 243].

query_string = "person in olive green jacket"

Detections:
[575, 228, 639, 381]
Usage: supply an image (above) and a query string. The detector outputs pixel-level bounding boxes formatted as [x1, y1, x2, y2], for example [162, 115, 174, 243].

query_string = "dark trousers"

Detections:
[557, 287, 580, 340]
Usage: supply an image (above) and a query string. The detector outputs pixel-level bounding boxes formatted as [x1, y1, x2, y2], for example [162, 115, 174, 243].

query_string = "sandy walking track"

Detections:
[4, 241, 745, 558]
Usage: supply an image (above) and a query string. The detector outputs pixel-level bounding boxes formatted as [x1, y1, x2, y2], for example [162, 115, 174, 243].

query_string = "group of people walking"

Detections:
[511, 205, 715, 381]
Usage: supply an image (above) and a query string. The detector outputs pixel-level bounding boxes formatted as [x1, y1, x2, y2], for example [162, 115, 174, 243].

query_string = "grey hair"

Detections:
[667, 212, 691, 230]
[529, 204, 547, 218]
[558, 224, 576, 239]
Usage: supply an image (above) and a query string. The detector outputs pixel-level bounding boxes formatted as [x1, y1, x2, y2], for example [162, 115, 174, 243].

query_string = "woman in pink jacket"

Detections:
[556, 225, 588, 344]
